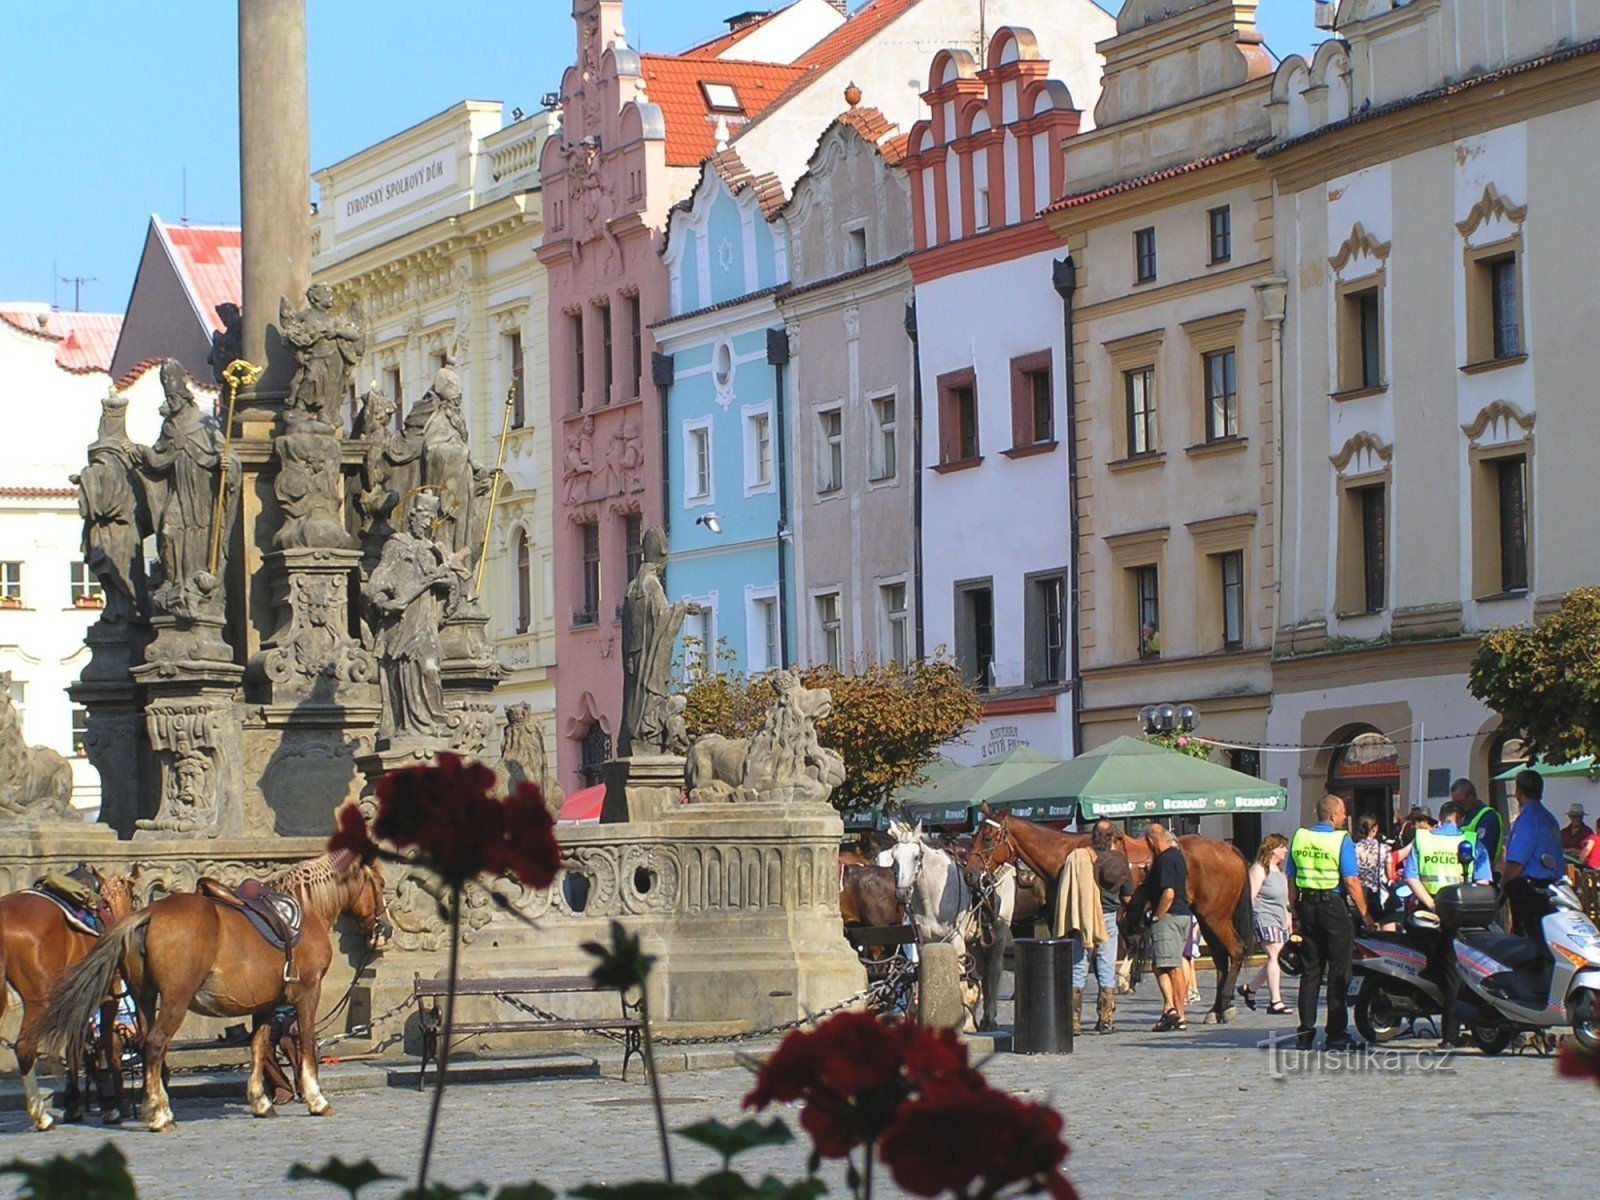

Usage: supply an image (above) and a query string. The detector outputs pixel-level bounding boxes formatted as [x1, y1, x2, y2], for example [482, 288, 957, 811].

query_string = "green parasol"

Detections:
[1493, 755, 1598, 780]
[896, 746, 1069, 826]
[984, 735, 1287, 821]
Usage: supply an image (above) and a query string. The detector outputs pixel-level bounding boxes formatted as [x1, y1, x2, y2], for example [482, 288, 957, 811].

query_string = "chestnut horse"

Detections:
[39, 852, 388, 1132]
[969, 808, 1253, 1024]
[1, 869, 139, 1130]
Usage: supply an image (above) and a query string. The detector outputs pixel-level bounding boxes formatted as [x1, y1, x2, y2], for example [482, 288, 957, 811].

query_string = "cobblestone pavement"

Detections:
[3, 977, 1597, 1200]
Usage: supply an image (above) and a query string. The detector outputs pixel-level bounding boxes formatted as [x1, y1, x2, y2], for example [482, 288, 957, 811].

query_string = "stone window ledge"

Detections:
[1460, 354, 1528, 376]
[1330, 384, 1387, 403]
[1001, 441, 1058, 460]
[1185, 436, 1248, 460]
[1107, 452, 1166, 474]
[932, 457, 983, 474]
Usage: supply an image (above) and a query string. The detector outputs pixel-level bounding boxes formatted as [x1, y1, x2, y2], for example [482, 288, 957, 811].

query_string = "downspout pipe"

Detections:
[1052, 256, 1082, 759]
[905, 299, 926, 662]
[651, 351, 675, 536]
[767, 327, 792, 668]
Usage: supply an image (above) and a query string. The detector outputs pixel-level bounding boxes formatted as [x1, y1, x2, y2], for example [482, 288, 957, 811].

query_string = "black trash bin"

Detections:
[1012, 936, 1080, 1054]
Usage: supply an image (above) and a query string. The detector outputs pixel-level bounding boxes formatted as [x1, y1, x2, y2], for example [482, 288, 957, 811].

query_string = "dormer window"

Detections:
[700, 82, 743, 114]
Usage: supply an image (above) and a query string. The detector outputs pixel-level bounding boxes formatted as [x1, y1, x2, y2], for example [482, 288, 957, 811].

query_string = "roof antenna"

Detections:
[182, 166, 189, 225]
[60, 274, 96, 312]
[52, 259, 59, 312]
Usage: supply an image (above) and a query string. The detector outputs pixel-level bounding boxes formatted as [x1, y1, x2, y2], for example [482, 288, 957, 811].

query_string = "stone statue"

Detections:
[273, 415, 356, 550]
[563, 426, 593, 505]
[280, 283, 366, 427]
[385, 366, 490, 587]
[362, 491, 464, 746]
[685, 670, 845, 805]
[498, 702, 565, 813]
[618, 419, 644, 494]
[0, 671, 78, 824]
[354, 386, 400, 566]
[618, 525, 689, 757]
[71, 389, 151, 624]
[139, 359, 240, 616]
[207, 301, 243, 385]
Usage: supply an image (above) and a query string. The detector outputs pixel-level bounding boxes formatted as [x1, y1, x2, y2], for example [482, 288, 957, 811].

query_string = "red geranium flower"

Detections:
[328, 803, 377, 863]
[1558, 1042, 1600, 1086]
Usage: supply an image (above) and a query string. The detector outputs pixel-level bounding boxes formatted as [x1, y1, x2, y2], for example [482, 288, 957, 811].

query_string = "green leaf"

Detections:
[677, 1118, 793, 1165]
[0, 1144, 139, 1200]
[288, 1158, 401, 1197]
[582, 919, 657, 992]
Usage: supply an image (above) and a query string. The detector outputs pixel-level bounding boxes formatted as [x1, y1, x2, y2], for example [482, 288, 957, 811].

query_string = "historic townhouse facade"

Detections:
[656, 151, 790, 678]
[1263, 0, 1600, 832]
[311, 101, 560, 750]
[1044, 0, 1277, 843]
[908, 26, 1101, 764]
[778, 105, 916, 671]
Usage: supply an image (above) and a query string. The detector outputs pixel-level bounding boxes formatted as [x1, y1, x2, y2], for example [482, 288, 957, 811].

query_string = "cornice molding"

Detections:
[1456, 182, 1528, 239]
[1329, 430, 1393, 473]
[1461, 398, 1535, 445]
[1328, 222, 1391, 273]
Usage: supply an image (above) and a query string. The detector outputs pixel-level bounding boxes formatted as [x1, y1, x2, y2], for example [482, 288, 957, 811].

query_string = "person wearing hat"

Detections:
[1560, 803, 1593, 855]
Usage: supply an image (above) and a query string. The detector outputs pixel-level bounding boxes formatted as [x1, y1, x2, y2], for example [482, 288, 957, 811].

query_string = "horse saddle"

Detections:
[198, 877, 302, 953]
[30, 871, 104, 936]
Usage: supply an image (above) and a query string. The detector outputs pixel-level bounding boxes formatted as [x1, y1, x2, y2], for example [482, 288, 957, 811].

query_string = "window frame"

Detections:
[743, 404, 775, 495]
[1335, 273, 1386, 395]
[935, 368, 981, 468]
[683, 416, 714, 505]
[506, 329, 526, 429]
[627, 294, 643, 400]
[816, 405, 844, 494]
[815, 591, 843, 670]
[571, 310, 586, 411]
[599, 302, 615, 405]
[576, 521, 601, 626]
[868, 393, 899, 482]
[515, 528, 533, 634]
[623, 513, 644, 585]
[1464, 236, 1525, 368]
[0, 561, 23, 603]
[1008, 351, 1054, 452]
[879, 580, 909, 665]
[1207, 205, 1232, 265]
[1024, 569, 1068, 686]
[747, 586, 780, 674]
[954, 579, 996, 690]
[1134, 226, 1157, 284]
[1220, 550, 1245, 649]
[69, 561, 103, 606]
[1469, 442, 1534, 599]
[1203, 348, 1239, 442]
[1124, 366, 1158, 457]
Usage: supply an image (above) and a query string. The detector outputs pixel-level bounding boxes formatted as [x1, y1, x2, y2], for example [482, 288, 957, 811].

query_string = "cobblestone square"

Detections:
[5, 978, 1596, 1200]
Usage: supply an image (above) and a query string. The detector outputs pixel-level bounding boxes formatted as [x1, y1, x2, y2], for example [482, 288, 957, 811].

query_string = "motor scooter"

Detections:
[1350, 893, 1451, 1043]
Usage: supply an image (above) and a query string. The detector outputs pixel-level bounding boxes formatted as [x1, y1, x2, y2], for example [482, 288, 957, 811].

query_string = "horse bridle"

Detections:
[364, 867, 393, 949]
[968, 816, 1014, 875]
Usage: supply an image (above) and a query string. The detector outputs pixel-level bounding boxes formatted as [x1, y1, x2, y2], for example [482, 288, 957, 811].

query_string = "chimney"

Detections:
[826, 0, 848, 12]
[725, 10, 766, 30]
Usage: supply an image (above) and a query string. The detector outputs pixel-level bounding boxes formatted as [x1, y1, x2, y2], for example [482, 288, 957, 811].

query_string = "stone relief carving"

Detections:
[563, 416, 596, 505]
[71, 389, 151, 625]
[273, 420, 356, 550]
[280, 283, 366, 429]
[137, 699, 251, 838]
[618, 526, 689, 757]
[0, 671, 77, 824]
[354, 387, 401, 570]
[261, 574, 377, 691]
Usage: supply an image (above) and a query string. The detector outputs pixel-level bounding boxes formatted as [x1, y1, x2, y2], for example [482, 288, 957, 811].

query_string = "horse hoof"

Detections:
[252, 1105, 277, 1119]
[149, 1121, 176, 1134]
[103, 1110, 124, 1127]
[1203, 1011, 1220, 1025]
[63, 1110, 84, 1125]
[308, 1103, 334, 1118]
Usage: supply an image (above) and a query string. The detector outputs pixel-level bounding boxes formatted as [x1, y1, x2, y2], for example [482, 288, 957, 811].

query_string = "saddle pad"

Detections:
[25, 888, 101, 937]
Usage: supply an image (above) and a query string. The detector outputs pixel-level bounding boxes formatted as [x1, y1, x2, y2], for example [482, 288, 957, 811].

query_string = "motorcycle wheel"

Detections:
[1469, 1019, 1514, 1056]
[1571, 987, 1600, 1053]
[1353, 978, 1407, 1044]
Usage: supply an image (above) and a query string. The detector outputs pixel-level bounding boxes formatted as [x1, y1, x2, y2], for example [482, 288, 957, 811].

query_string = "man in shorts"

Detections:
[1144, 821, 1191, 1031]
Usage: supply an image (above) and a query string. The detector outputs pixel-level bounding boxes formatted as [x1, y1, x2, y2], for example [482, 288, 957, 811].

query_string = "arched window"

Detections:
[1488, 732, 1528, 817]
[1327, 727, 1401, 835]
[515, 530, 532, 634]
[579, 722, 611, 787]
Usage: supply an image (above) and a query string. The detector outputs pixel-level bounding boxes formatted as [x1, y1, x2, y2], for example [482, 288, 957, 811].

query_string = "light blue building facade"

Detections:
[657, 157, 794, 678]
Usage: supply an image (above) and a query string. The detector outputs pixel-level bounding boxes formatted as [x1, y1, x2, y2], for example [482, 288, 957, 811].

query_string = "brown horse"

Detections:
[39, 852, 388, 1132]
[970, 809, 1253, 1023]
[1, 869, 139, 1130]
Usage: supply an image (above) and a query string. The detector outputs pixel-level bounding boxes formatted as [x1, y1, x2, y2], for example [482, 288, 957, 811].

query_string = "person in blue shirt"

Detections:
[1286, 793, 1376, 1051]
[1502, 768, 1564, 937]
[1403, 799, 1492, 1047]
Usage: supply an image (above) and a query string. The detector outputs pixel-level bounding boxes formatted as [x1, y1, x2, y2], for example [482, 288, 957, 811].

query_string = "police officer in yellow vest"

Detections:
[1406, 799, 1493, 1046]
[1286, 794, 1376, 1050]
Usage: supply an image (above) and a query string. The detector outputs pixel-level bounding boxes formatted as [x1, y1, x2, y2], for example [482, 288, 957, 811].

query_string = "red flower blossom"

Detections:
[1558, 1042, 1600, 1086]
[328, 803, 377, 863]
[345, 752, 561, 890]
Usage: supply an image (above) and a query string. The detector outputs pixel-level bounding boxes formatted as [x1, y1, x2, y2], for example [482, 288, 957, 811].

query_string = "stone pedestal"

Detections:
[69, 621, 153, 836]
[601, 755, 685, 823]
[252, 547, 375, 706]
[440, 612, 502, 757]
[355, 740, 453, 806]
[132, 670, 264, 839]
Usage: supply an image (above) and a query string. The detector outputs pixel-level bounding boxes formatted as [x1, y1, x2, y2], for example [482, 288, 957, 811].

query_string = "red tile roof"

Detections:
[640, 55, 807, 166]
[0, 486, 79, 500]
[708, 148, 788, 219]
[159, 222, 241, 332]
[833, 104, 908, 164]
[0, 308, 124, 373]
[1042, 140, 1270, 213]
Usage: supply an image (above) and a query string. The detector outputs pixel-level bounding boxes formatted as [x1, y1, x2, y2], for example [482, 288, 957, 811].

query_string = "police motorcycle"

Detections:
[1439, 853, 1600, 1054]
[1350, 881, 1449, 1044]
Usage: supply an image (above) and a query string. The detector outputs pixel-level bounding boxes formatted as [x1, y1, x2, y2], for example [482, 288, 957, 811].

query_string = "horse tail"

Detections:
[35, 911, 150, 1064]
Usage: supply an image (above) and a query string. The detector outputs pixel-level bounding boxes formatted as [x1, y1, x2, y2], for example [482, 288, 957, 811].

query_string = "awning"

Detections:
[897, 746, 1069, 826]
[985, 735, 1287, 820]
[558, 783, 605, 825]
[1494, 756, 1598, 780]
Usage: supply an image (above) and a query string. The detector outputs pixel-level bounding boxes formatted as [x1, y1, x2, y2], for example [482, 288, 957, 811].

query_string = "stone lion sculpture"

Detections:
[498, 702, 565, 815]
[0, 671, 77, 823]
[685, 670, 845, 805]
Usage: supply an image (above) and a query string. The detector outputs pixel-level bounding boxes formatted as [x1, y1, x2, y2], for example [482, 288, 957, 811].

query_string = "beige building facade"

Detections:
[1263, 0, 1600, 833]
[311, 102, 560, 750]
[1046, 0, 1278, 841]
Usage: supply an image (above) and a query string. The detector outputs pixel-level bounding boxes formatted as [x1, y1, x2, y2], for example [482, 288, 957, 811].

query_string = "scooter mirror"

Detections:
[1458, 842, 1475, 868]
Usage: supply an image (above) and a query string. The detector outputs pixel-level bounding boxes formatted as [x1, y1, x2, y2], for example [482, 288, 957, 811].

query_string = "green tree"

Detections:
[1468, 586, 1600, 764]
[682, 658, 982, 815]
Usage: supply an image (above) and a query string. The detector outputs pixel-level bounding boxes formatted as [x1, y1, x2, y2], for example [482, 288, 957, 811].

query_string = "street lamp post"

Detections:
[1137, 703, 1199, 738]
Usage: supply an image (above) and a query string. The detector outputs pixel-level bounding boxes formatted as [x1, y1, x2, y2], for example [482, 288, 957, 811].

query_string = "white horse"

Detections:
[884, 820, 986, 1025]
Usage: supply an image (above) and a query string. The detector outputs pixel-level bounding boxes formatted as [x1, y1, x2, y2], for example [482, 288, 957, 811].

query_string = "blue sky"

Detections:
[0, 1, 1324, 311]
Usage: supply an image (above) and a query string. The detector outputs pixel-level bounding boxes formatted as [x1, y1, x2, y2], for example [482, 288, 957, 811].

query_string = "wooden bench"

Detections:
[412, 973, 643, 1087]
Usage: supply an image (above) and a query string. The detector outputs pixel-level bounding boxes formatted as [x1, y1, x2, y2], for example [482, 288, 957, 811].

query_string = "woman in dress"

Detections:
[1238, 833, 1292, 1015]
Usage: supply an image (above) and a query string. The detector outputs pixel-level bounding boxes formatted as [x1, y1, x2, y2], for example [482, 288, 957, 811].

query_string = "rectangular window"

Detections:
[882, 583, 908, 663]
[1496, 456, 1530, 593]
[600, 304, 614, 404]
[956, 583, 995, 689]
[1135, 566, 1161, 659]
[746, 410, 773, 489]
[1009, 354, 1053, 449]
[845, 228, 867, 271]
[1026, 573, 1066, 685]
[1124, 367, 1157, 456]
[869, 395, 897, 481]
[817, 592, 842, 669]
[1220, 551, 1245, 649]
[1339, 284, 1383, 391]
[1134, 227, 1157, 283]
[751, 596, 780, 673]
[1208, 206, 1232, 264]
[71, 706, 88, 756]
[623, 514, 643, 584]
[628, 294, 643, 398]
[7, 679, 23, 718]
[681, 606, 713, 680]
[1359, 484, 1386, 612]
[1203, 349, 1238, 441]
[577, 522, 601, 625]
[507, 331, 526, 428]
[686, 424, 712, 500]
[955, 386, 979, 460]
[1029, 369, 1052, 444]
[0, 562, 22, 603]
[571, 312, 586, 410]
[70, 561, 102, 606]
[975, 188, 990, 231]
[937, 371, 980, 465]
[1490, 258, 1521, 359]
[817, 408, 843, 493]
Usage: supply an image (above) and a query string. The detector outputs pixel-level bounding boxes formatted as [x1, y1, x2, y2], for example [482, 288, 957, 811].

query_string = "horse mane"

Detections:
[266, 850, 360, 922]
